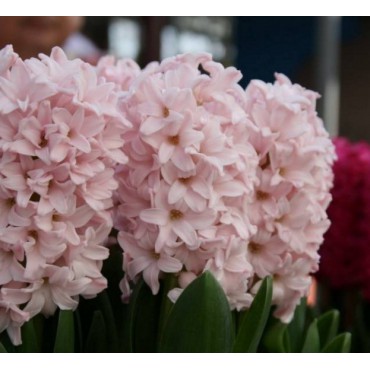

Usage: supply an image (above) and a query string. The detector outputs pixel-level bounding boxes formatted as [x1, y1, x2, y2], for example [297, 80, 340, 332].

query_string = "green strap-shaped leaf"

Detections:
[85, 311, 107, 353]
[53, 310, 75, 353]
[18, 319, 40, 353]
[157, 274, 176, 346]
[317, 309, 339, 349]
[124, 278, 162, 352]
[263, 321, 290, 352]
[233, 276, 272, 352]
[0, 341, 7, 353]
[0, 330, 16, 352]
[322, 333, 351, 353]
[74, 310, 83, 353]
[98, 291, 119, 352]
[122, 278, 144, 352]
[287, 298, 307, 352]
[301, 319, 320, 353]
[159, 271, 234, 353]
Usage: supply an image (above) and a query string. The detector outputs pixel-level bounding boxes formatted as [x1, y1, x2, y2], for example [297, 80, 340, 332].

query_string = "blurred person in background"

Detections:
[0, 16, 102, 63]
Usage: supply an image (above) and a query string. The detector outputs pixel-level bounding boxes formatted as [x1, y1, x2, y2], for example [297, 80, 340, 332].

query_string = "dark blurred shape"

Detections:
[139, 16, 167, 66]
[82, 17, 111, 51]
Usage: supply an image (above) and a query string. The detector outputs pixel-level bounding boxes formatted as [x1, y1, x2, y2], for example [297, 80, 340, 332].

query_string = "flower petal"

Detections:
[140, 208, 168, 225]
[172, 220, 198, 247]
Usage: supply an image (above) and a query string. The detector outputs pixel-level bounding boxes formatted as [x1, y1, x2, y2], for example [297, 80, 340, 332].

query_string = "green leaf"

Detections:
[53, 310, 75, 353]
[74, 310, 83, 353]
[287, 298, 307, 352]
[159, 271, 234, 352]
[263, 321, 290, 352]
[124, 278, 162, 352]
[85, 311, 107, 353]
[157, 274, 177, 346]
[0, 341, 7, 353]
[18, 319, 40, 352]
[322, 333, 351, 353]
[97, 291, 119, 352]
[122, 279, 144, 352]
[317, 310, 339, 349]
[301, 319, 320, 353]
[233, 276, 272, 352]
[0, 330, 16, 353]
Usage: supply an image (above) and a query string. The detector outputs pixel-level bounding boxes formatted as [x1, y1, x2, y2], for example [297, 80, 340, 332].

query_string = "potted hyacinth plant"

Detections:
[0, 45, 351, 353]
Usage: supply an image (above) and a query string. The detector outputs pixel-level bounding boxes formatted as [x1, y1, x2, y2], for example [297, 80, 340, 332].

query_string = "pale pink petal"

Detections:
[225, 257, 250, 273]
[1, 175, 27, 191]
[180, 129, 204, 147]
[155, 225, 173, 252]
[158, 142, 175, 163]
[168, 181, 187, 204]
[171, 150, 195, 171]
[187, 209, 217, 229]
[143, 264, 160, 294]
[52, 288, 78, 310]
[70, 133, 91, 153]
[49, 142, 69, 162]
[68, 205, 95, 227]
[8, 206, 32, 226]
[140, 116, 168, 135]
[184, 191, 207, 212]
[215, 181, 246, 197]
[158, 254, 182, 273]
[172, 220, 198, 247]
[83, 245, 109, 260]
[49, 188, 70, 214]
[128, 256, 153, 278]
[191, 178, 211, 198]
[140, 208, 168, 225]
[64, 222, 80, 245]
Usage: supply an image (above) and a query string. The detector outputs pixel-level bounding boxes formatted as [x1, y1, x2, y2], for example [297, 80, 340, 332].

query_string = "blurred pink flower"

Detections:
[317, 137, 370, 298]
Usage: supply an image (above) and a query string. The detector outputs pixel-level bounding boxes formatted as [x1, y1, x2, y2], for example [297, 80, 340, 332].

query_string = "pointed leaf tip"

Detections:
[159, 271, 234, 352]
[53, 310, 75, 353]
[233, 276, 272, 353]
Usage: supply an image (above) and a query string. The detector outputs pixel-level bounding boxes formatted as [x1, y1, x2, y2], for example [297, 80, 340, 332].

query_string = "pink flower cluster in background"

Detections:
[318, 137, 370, 299]
[0, 46, 129, 344]
[112, 53, 335, 323]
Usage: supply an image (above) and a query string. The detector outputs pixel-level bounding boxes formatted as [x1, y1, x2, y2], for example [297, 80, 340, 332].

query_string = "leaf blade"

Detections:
[287, 298, 307, 352]
[317, 309, 339, 349]
[0, 341, 7, 353]
[233, 276, 272, 352]
[301, 319, 320, 353]
[263, 321, 290, 353]
[18, 319, 40, 353]
[159, 271, 234, 352]
[53, 310, 75, 353]
[322, 333, 352, 353]
[85, 311, 107, 353]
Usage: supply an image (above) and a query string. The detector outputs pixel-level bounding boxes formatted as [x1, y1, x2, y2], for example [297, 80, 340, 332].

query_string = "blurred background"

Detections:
[1, 16, 369, 142]
[89, 16, 370, 143]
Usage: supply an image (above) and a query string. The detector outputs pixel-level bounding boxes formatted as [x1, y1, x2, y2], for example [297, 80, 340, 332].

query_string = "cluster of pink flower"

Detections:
[244, 75, 335, 321]
[317, 137, 370, 298]
[113, 53, 335, 322]
[0, 46, 129, 344]
[0, 46, 335, 344]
